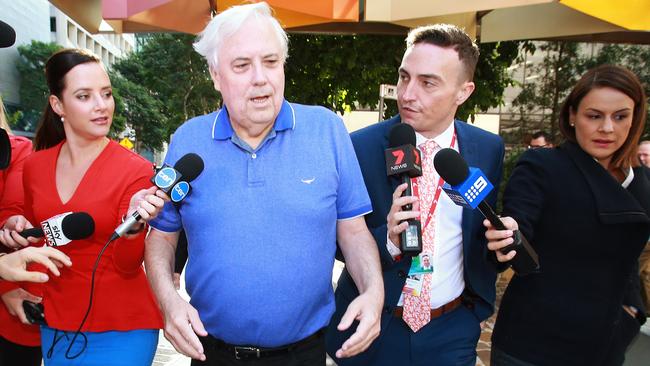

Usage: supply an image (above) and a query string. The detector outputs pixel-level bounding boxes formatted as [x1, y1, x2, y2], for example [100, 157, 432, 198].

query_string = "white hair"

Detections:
[193, 1, 288, 71]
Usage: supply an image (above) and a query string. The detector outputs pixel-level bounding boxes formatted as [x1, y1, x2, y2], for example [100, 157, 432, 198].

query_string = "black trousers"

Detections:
[192, 331, 325, 366]
[0, 335, 42, 366]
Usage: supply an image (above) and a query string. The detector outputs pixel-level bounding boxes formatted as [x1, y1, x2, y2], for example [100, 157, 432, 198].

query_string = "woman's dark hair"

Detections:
[33, 49, 101, 151]
[559, 64, 647, 171]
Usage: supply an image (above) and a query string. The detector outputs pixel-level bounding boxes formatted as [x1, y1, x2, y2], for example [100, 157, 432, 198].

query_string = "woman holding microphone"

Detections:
[485, 64, 650, 366]
[1, 49, 167, 366]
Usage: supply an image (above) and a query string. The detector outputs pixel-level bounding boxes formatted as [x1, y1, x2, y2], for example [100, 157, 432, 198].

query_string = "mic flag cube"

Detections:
[170, 181, 191, 204]
[152, 165, 183, 194]
[442, 167, 494, 209]
[385, 145, 422, 178]
[41, 213, 72, 247]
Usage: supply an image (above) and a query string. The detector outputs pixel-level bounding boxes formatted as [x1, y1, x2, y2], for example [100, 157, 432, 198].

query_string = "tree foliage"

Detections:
[510, 41, 584, 145]
[284, 34, 404, 117]
[15, 41, 63, 131]
[285, 34, 521, 122]
[460, 41, 520, 122]
[110, 73, 166, 150]
[111, 33, 218, 138]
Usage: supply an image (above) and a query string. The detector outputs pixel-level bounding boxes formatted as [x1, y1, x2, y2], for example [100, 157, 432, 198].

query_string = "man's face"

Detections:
[397, 43, 474, 138]
[422, 255, 430, 267]
[529, 136, 550, 149]
[638, 143, 650, 167]
[211, 17, 285, 132]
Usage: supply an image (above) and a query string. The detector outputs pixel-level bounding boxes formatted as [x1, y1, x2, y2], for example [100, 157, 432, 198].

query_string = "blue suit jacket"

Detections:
[325, 116, 505, 364]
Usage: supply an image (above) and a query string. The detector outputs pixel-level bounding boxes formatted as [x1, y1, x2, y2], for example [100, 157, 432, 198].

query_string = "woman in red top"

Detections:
[0, 96, 44, 366]
[0, 49, 167, 366]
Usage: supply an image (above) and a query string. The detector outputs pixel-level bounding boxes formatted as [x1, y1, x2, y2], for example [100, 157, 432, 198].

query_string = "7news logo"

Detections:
[388, 147, 422, 174]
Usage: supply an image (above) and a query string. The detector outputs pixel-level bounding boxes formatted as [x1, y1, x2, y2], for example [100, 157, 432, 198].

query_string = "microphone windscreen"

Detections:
[174, 153, 204, 182]
[388, 123, 416, 148]
[0, 20, 16, 48]
[434, 148, 469, 186]
[61, 212, 95, 240]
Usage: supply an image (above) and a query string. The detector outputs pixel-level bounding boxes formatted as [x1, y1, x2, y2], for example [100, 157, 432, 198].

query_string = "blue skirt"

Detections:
[41, 326, 158, 366]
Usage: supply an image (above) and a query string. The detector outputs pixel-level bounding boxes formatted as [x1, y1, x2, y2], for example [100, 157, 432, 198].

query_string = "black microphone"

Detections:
[111, 153, 205, 240]
[19, 212, 95, 247]
[0, 129, 10, 170]
[385, 123, 423, 254]
[434, 148, 540, 275]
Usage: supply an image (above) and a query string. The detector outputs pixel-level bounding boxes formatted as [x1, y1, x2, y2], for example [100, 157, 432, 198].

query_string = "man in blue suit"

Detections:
[326, 24, 505, 366]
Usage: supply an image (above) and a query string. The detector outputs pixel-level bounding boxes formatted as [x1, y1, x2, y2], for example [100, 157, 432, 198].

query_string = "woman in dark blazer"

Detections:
[485, 65, 650, 366]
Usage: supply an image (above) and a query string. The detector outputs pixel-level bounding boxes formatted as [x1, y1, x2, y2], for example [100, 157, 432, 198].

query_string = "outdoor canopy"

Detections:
[49, 0, 650, 43]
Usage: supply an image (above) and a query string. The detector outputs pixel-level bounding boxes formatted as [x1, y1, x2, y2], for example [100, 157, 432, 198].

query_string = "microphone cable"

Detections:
[46, 236, 115, 360]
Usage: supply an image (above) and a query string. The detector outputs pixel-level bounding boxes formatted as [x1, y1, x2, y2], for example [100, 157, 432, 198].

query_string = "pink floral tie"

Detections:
[402, 139, 439, 332]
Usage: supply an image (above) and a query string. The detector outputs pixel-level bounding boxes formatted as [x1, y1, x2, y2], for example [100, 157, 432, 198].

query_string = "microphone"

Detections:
[0, 129, 10, 170]
[111, 153, 205, 240]
[19, 212, 95, 247]
[385, 123, 423, 254]
[434, 148, 540, 275]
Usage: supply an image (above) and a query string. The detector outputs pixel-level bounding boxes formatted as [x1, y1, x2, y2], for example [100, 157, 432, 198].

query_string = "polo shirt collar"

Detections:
[211, 99, 295, 140]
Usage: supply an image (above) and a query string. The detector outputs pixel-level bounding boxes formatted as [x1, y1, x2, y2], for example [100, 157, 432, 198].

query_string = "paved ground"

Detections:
[154, 266, 650, 366]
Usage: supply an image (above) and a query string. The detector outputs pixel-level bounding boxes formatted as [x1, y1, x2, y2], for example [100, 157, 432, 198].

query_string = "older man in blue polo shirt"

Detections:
[144, 2, 384, 365]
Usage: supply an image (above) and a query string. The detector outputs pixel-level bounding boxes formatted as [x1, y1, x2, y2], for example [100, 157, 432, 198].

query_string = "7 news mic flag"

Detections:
[434, 148, 539, 275]
[386, 123, 423, 254]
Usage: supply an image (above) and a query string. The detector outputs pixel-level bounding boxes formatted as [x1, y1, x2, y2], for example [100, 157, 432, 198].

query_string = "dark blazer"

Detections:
[493, 142, 650, 366]
[325, 116, 505, 364]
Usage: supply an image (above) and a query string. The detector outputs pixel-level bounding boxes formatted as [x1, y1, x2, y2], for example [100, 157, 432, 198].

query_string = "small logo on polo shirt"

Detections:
[301, 177, 316, 184]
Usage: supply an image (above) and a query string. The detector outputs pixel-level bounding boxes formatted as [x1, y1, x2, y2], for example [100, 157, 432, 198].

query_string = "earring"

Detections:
[60, 116, 64, 123]
[570, 121, 575, 127]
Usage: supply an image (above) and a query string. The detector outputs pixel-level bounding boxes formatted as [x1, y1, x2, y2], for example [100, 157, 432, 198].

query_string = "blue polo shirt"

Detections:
[150, 100, 372, 347]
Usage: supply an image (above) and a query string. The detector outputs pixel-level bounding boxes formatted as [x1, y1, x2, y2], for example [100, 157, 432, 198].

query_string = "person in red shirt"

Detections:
[0, 49, 168, 366]
[1, 95, 47, 366]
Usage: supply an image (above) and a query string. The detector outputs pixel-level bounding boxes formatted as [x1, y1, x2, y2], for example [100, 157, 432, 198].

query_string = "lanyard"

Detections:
[411, 131, 457, 231]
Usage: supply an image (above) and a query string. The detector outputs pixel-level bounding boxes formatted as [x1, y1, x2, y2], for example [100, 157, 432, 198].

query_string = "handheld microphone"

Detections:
[386, 123, 423, 254]
[433, 148, 540, 275]
[19, 212, 95, 247]
[111, 153, 205, 240]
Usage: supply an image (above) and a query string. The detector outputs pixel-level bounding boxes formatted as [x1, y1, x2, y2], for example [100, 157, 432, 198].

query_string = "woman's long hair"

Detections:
[33, 49, 100, 151]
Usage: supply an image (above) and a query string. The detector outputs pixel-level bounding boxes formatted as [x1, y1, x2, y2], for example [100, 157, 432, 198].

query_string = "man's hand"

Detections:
[483, 217, 519, 262]
[387, 183, 420, 248]
[1, 288, 42, 324]
[0, 246, 72, 283]
[161, 293, 208, 361]
[334, 291, 382, 358]
[623, 305, 638, 318]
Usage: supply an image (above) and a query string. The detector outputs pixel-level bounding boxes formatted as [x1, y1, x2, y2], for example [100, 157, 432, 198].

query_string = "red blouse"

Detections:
[20, 140, 163, 332]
